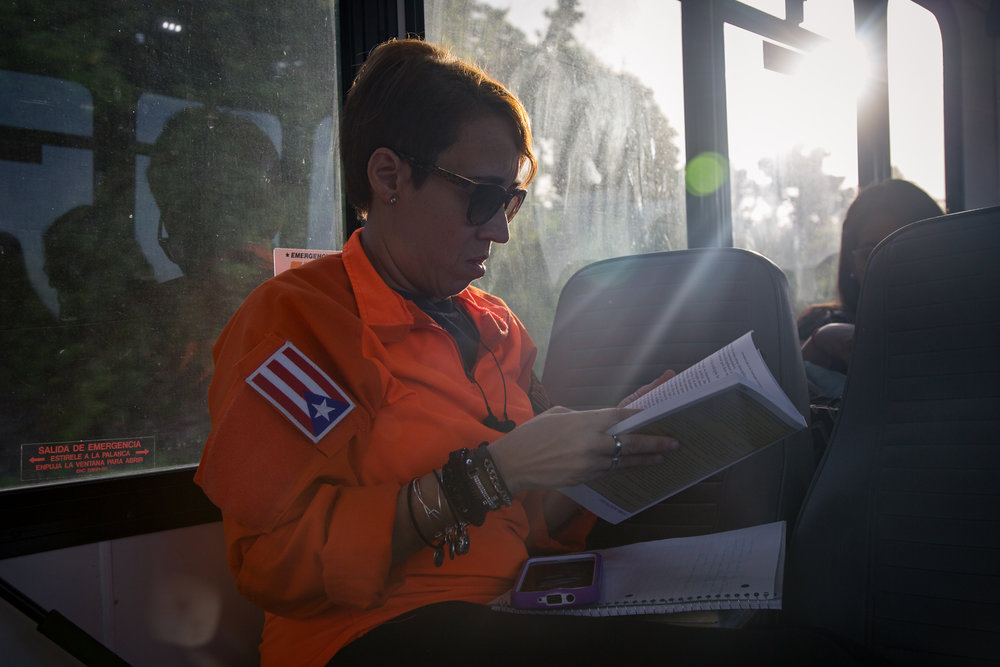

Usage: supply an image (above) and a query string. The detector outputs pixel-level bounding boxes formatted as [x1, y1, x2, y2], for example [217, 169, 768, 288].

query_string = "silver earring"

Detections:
[389, 195, 398, 205]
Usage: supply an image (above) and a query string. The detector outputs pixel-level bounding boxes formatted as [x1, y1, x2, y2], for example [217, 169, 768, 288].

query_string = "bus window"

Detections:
[0, 0, 958, 507]
[888, 0, 945, 207]
[307, 116, 343, 251]
[0, 0, 340, 493]
[426, 0, 687, 361]
[726, 5, 860, 315]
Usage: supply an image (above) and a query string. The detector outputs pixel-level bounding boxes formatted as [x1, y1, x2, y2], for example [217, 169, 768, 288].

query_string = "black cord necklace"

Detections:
[475, 345, 516, 433]
[402, 291, 516, 433]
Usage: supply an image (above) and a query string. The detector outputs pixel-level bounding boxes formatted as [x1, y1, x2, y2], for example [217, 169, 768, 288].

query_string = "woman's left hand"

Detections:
[487, 406, 679, 495]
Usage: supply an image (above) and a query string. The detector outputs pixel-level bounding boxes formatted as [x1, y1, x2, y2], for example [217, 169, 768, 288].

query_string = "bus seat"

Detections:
[541, 247, 815, 547]
[782, 206, 1000, 664]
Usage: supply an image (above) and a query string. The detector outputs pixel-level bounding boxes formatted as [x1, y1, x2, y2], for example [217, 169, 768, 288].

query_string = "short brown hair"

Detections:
[340, 38, 536, 217]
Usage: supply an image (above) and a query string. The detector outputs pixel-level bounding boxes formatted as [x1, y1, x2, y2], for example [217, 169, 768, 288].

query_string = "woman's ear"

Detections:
[367, 147, 405, 205]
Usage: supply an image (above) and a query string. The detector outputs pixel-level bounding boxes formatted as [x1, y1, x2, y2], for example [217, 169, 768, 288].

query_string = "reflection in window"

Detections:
[0, 0, 340, 492]
[308, 116, 343, 250]
[725, 14, 859, 314]
[135, 95, 285, 283]
[0, 72, 95, 315]
[0, 72, 100, 488]
[427, 0, 686, 363]
[0, 71, 93, 136]
[138, 104, 284, 461]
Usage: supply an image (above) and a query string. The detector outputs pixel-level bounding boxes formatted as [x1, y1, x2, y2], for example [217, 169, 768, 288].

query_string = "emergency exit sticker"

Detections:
[20, 437, 156, 483]
[273, 248, 337, 276]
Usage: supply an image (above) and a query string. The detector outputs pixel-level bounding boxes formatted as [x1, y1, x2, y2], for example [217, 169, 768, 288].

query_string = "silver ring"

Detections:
[610, 436, 623, 470]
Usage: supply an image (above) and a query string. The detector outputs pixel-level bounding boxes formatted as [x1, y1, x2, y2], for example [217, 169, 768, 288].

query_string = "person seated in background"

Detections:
[147, 105, 282, 319]
[44, 204, 155, 324]
[144, 105, 283, 450]
[798, 179, 943, 400]
[39, 203, 158, 441]
[0, 231, 59, 450]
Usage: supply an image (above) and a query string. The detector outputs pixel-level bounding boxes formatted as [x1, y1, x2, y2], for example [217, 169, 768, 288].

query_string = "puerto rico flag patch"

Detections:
[246, 341, 355, 443]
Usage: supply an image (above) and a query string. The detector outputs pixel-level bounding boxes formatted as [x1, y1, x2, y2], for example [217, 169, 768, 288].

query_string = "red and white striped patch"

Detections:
[246, 341, 354, 443]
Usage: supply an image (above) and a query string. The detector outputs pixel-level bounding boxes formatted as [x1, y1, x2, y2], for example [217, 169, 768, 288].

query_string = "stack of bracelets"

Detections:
[406, 442, 513, 567]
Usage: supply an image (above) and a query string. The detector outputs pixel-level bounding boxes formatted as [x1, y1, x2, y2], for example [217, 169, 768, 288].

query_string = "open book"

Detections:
[492, 521, 785, 616]
[561, 331, 807, 524]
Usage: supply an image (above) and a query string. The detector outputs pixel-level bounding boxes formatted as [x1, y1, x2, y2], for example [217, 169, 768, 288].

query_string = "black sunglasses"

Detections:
[393, 150, 527, 226]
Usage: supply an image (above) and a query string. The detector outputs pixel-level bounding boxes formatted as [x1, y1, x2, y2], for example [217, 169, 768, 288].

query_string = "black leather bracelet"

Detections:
[476, 442, 512, 507]
[462, 448, 502, 512]
[441, 449, 488, 526]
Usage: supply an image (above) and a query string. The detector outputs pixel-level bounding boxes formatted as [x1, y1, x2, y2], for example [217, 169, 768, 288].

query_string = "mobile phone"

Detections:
[510, 552, 602, 610]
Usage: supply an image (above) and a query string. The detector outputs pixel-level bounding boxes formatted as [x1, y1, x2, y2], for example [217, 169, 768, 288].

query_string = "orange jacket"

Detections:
[195, 229, 592, 666]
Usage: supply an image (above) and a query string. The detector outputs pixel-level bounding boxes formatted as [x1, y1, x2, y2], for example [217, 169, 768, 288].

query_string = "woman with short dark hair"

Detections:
[196, 38, 676, 666]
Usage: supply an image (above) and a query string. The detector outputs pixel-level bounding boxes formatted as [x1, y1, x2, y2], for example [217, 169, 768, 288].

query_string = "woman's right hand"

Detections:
[487, 407, 679, 496]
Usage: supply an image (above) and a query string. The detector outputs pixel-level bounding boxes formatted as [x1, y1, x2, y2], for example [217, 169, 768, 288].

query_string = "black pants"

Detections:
[328, 601, 887, 666]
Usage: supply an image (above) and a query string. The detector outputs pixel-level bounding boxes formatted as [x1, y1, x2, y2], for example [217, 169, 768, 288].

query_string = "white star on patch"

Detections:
[312, 399, 335, 421]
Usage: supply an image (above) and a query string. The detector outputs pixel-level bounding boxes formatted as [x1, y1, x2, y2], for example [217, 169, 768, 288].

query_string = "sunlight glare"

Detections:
[794, 38, 872, 105]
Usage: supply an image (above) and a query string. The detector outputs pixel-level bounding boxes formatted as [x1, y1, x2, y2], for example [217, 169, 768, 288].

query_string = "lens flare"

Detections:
[685, 152, 729, 196]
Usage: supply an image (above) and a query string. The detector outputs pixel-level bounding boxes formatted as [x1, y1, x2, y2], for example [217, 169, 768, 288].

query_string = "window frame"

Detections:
[682, 0, 859, 247]
[911, 0, 963, 212]
[0, 469, 219, 559]
[1, 0, 956, 558]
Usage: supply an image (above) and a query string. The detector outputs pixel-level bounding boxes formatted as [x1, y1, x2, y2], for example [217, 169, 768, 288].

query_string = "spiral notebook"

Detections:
[491, 521, 785, 616]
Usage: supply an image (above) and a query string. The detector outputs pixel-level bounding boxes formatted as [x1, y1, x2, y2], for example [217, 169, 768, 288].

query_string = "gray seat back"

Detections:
[541, 248, 814, 547]
[783, 206, 1000, 664]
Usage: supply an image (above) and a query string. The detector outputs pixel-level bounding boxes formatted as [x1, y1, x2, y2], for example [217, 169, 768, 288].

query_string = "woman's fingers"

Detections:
[487, 406, 682, 494]
[617, 369, 677, 408]
[604, 432, 680, 470]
